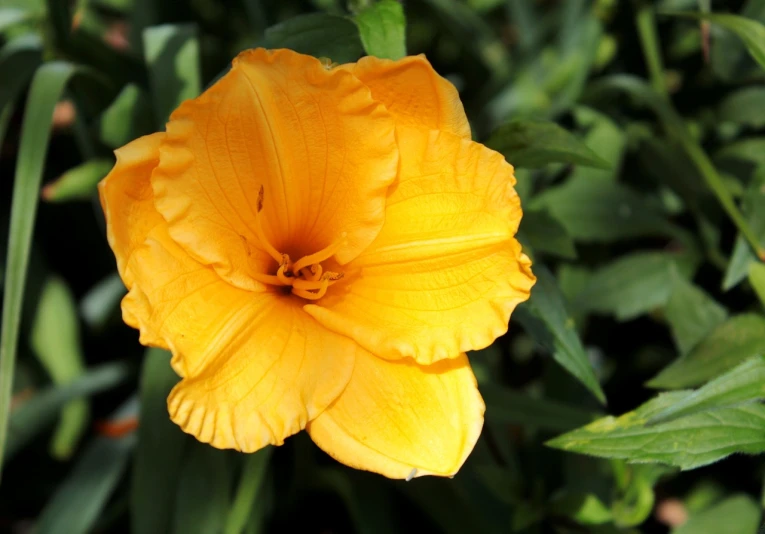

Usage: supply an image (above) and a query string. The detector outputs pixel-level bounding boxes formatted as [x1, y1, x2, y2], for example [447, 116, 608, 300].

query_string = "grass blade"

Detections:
[0, 61, 79, 480]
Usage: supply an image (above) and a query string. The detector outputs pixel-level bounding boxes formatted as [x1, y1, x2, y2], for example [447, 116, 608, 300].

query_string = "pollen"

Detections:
[252, 186, 345, 300]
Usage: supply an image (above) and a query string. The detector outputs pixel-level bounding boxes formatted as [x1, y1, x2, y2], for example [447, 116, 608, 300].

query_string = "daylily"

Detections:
[99, 48, 535, 479]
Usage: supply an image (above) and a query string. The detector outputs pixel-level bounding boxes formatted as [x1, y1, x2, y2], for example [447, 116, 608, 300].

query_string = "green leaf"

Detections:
[0, 61, 79, 480]
[574, 252, 695, 321]
[5, 361, 132, 461]
[0, 8, 31, 32]
[224, 448, 272, 534]
[649, 356, 765, 424]
[486, 119, 609, 170]
[547, 390, 765, 470]
[143, 24, 202, 126]
[648, 313, 765, 389]
[131, 349, 186, 534]
[531, 178, 682, 242]
[586, 75, 764, 258]
[30, 276, 88, 459]
[549, 491, 613, 525]
[723, 173, 765, 290]
[567, 106, 626, 182]
[519, 209, 577, 260]
[98, 84, 154, 149]
[42, 159, 113, 203]
[663, 273, 728, 354]
[716, 137, 765, 168]
[263, 13, 364, 64]
[749, 262, 765, 307]
[480, 382, 596, 431]
[718, 86, 765, 128]
[80, 273, 126, 330]
[516, 267, 606, 404]
[673, 494, 761, 534]
[0, 35, 42, 151]
[668, 12, 765, 70]
[172, 443, 232, 534]
[354, 0, 406, 60]
[36, 399, 138, 534]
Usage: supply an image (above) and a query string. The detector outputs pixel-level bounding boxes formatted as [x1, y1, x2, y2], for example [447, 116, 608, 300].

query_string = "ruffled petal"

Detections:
[307, 352, 484, 479]
[152, 48, 398, 292]
[340, 55, 471, 138]
[306, 126, 535, 365]
[98, 132, 167, 287]
[123, 222, 356, 450]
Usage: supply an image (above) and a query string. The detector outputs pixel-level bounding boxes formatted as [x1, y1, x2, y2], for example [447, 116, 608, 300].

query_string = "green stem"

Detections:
[681, 138, 765, 260]
[633, 4, 765, 260]
[635, 2, 667, 98]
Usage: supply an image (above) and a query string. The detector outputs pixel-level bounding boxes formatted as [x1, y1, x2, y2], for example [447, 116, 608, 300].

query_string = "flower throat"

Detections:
[250, 186, 344, 300]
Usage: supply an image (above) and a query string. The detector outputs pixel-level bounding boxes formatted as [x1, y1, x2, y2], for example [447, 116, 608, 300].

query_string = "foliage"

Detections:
[2, 0, 765, 532]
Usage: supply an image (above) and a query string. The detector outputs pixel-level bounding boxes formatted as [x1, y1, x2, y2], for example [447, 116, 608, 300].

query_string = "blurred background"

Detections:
[2, 0, 765, 532]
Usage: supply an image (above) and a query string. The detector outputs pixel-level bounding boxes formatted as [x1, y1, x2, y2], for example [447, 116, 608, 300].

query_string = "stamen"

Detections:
[255, 186, 284, 264]
[292, 278, 330, 300]
[292, 233, 347, 274]
[276, 263, 294, 286]
[302, 264, 322, 281]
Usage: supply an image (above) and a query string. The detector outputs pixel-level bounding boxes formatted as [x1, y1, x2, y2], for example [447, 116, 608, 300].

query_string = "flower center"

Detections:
[250, 186, 344, 300]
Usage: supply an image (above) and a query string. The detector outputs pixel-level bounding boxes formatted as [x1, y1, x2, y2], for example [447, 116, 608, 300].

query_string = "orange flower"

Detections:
[99, 49, 535, 478]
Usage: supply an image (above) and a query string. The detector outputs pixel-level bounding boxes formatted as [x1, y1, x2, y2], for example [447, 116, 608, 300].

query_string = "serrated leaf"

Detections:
[673, 494, 761, 534]
[42, 159, 113, 203]
[143, 24, 201, 126]
[649, 313, 765, 389]
[575, 252, 696, 321]
[263, 13, 363, 64]
[531, 178, 682, 242]
[649, 356, 765, 424]
[516, 267, 606, 404]
[664, 272, 728, 354]
[519, 209, 576, 259]
[547, 390, 765, 470]
[30, 276, 88, 459]
[485, 119, 609, 170]
[354, 0, 406, 60]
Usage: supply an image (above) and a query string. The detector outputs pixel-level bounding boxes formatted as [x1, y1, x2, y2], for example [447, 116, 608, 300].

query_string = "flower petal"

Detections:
[124, 223, 356, 450]
[307, 351, 484, 479]
[340, 55, 471, 139]
[98, 132, 166, 288]
[305, 126, 535, 365]
[152, 48, 398, 291]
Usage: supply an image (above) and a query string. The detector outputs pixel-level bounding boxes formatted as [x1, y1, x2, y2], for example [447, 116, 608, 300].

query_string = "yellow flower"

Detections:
[99, 48, 535, 479]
